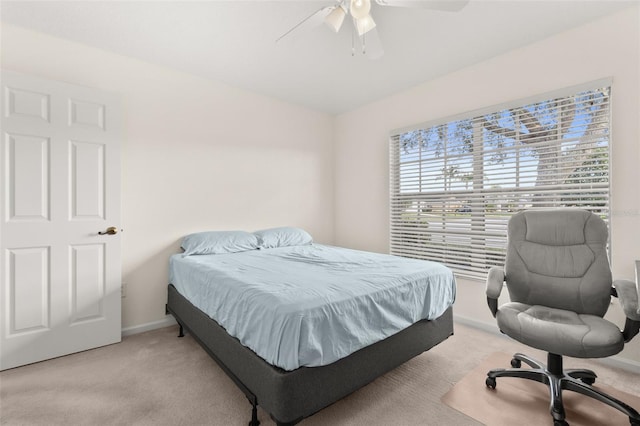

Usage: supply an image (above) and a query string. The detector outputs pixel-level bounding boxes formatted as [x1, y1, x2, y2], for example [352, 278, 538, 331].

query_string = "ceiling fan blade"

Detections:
[374, 0, 469, 12]
[276, 6, 335, 43]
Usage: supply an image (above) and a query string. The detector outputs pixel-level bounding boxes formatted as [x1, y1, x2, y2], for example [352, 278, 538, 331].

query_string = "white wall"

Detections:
[0, 24, 335, 329]
[334, 6, 640, 365]
[2, 6, 639, 366]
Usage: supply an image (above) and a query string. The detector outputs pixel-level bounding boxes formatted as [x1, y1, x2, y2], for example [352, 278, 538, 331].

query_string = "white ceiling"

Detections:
[0, 1, 634, 114]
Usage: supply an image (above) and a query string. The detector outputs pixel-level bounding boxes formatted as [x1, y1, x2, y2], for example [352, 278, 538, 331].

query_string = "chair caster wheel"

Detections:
[580, 377, 595, 385]
[551, 404, 567, 425]
[486, 376, 496, 389]
[510, 358, 521, 368]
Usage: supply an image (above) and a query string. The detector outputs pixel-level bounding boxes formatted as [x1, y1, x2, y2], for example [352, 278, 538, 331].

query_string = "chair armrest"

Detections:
[613, 279, 640, 342]
[614, 279, 640, 321]
[486, 267, 505, 318]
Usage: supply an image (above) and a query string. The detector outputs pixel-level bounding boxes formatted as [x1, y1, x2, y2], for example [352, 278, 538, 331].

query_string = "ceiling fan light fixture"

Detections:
[324, 5, 347, 32]
[276, 0, 468, 59]
[350, 0, 371, 20]
[355, 14, 376, 36]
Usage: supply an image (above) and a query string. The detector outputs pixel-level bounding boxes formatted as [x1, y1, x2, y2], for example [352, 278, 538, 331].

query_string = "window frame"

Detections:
[389, 78, 613, 280]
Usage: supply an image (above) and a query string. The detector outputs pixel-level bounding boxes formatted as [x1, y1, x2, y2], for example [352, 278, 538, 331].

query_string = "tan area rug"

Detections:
[442, 352, 640, 426]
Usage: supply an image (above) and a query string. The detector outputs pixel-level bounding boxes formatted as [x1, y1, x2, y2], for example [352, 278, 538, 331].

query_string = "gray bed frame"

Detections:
[166, 284, 454, 425]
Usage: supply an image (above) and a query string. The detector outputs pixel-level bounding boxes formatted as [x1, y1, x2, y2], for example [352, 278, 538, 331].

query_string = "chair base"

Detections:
[486, 352, 640, 426]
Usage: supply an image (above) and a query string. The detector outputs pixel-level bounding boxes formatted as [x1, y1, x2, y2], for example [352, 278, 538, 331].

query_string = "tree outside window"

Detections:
[390, 84, 611, 279]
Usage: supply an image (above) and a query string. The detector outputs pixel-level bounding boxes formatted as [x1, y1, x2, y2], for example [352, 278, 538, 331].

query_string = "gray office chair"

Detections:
[485, 209, 640, 426]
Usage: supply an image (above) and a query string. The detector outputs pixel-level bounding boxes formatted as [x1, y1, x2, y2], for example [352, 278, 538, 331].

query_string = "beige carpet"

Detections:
[442, 352, 640, 426]
[1, 323, 638, 425]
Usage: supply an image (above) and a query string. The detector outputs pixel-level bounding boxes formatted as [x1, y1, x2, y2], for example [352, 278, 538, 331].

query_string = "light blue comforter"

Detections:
[169, 244, 456, 371]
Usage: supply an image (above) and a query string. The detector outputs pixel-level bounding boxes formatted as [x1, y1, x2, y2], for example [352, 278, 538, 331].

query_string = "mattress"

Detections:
[169, 244, 456, 371]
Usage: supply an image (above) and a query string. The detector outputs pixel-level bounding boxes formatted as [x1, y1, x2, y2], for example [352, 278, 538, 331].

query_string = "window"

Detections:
[389, 81, 611, 279]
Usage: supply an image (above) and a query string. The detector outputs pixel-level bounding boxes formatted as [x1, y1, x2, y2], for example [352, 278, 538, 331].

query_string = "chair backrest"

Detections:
[505, 209, 612, 317]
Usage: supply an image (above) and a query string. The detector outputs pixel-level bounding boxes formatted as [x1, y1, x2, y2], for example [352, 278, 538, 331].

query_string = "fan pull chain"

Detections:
[362, 31, 366, 55]
[351, 25, 355, 56]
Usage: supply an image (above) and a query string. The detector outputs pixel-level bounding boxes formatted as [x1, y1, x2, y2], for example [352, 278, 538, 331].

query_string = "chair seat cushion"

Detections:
[496, 302, 624, 358]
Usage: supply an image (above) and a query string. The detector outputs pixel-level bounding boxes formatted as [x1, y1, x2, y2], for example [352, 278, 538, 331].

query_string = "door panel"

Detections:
[6, 87, 50, 122]
[70, 140, 105, 220]
[70, 243, 105, 324]
[7, 247, 50, 334]
[5, 133, 50, 221]
[1, 70, 121, 370]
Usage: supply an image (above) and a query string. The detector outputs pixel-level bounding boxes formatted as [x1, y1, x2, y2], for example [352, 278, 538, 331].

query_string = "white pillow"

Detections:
[253, 227, 313, 249]
[181, 231, 259, 255]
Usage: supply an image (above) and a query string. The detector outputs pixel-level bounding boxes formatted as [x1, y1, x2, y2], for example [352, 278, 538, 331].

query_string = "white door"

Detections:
[0, 70, 122, 370]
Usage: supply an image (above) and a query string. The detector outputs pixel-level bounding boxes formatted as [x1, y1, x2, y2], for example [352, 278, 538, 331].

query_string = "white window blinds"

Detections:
[389, 81, 611, 280]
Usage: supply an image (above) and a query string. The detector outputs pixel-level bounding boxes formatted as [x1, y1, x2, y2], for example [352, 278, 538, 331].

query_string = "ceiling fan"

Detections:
[276, 0, 469, 59]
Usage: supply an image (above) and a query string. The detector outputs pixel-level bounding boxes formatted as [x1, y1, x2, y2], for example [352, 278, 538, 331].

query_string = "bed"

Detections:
[165, 228, 456, 425]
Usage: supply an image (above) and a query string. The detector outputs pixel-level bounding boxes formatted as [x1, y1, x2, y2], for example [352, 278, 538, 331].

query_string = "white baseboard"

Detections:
[121, 315, 177, 337]
[453, 314, 640, 373]
[597, 352, 640, 372]
[454, 314, 502, 336]
[121, 313, 640, 372]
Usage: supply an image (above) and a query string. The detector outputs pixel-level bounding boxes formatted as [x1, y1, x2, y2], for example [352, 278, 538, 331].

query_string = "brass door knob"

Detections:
[98, 226, 118, 235]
